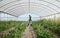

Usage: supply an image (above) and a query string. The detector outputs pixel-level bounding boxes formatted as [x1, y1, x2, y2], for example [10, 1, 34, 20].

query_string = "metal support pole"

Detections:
[29, 0, 30, 13]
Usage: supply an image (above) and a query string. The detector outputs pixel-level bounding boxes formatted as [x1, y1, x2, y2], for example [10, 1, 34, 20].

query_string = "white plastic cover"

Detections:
[0, 0, 60, 17]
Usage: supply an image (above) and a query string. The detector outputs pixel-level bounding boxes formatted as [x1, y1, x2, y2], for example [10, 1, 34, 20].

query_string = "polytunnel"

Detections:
[0, 0, 60, 17]
[0, 0, 60, 38]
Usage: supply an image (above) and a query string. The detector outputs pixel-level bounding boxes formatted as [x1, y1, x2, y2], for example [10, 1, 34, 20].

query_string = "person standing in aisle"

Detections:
[28, 15, 32, 26]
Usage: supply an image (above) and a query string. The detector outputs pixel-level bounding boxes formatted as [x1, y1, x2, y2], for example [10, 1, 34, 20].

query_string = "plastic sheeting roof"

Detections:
[0, 0, 60, 17]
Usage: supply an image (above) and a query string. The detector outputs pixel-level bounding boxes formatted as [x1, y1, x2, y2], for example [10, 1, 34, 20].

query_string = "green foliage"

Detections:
[42, 18, 60, 35]
[32, 17, 60, 38]
[0, 17, 60, 38]
[0, 21, 27, 38]
[0, 21, 15, 31]
[32, 21, 56, 38]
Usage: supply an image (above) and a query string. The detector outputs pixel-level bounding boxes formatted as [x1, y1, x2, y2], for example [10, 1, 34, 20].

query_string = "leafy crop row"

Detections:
[32, 21, 56, 38]
[0, 21, 27, 38]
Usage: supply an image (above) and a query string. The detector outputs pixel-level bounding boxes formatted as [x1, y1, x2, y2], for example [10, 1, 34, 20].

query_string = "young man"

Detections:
[28, 15, 32, 26]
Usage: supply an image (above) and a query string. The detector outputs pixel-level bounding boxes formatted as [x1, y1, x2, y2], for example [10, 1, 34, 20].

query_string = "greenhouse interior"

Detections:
[0, 0, 60, 38]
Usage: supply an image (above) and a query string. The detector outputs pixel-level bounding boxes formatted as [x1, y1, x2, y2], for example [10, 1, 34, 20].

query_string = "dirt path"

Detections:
[54, 33, 60, 38]
[0, 27, 15, 35]
[0, 26, 16, 38]
[0, 23, 24, 35]
[21, 25, 36, 38]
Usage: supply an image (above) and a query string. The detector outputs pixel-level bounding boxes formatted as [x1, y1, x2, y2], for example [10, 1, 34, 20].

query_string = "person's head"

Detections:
[29, 15, 31, 17]
[29, 15, 30, 16]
